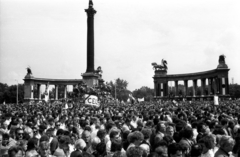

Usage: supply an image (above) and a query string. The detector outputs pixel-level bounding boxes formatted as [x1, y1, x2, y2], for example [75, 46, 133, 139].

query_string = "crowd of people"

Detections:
[0, 99, 240, 157]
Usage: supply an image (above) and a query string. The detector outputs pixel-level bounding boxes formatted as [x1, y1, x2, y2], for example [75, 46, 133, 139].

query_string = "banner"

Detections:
[138, 98, 144, 102]
[84, 94, 100, 107]
[214, 95, 219, 105]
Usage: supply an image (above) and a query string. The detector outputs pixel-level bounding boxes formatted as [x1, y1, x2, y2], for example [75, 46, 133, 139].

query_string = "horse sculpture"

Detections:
[152, 59, 168, 71]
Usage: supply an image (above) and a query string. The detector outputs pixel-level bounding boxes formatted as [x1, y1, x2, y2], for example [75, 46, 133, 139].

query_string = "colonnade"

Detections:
[28, 84, 74, 100]
[155, 77, 229, 97]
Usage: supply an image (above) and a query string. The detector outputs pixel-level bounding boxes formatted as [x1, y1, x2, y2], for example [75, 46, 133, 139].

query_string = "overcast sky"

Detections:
[1, 0, 240, 91]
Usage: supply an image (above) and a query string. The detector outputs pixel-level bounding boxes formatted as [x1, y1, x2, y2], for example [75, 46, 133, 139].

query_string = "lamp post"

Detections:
[15, 80, 18, 105]
[115, 81, 117, 100]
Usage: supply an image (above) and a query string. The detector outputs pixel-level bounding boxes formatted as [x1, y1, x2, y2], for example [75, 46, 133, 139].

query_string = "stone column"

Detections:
[85, 1, 97, 73]
[193, 79, 197, 97]
[55, 85, 58, 100]
[225, 78, 229, 95]
[30, 85, 34, 99]
[64, 85, 67, 99]
[212, 78, 215, 94]
[215, 78, 219, 95]
[175, 80, 178, 96]
[37, 84, 41, 100]
[184, 80, 188, 97]
[201, 79, 206, 96]
[165, 81, 168, 97]
[208, 78, 212, 95]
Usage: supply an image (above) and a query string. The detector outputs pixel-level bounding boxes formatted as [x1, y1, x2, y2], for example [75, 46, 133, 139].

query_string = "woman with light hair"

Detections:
[70, 139, 86, 157]
[214, 135, 235, 157]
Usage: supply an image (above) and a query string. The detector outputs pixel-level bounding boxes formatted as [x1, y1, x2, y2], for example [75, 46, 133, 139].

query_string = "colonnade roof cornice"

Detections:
[23, 77, 82, 85]
[153, 68, 229, 81]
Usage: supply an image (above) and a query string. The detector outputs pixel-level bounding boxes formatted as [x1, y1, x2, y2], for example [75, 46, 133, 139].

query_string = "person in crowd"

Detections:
[127, 131, 144, 151]
[154, 140, 168, 157]
[140, 128, 152, 155]
[168, 143, 183, 157]
[70, 139, 86, 157]
[214, 135, 235, 157]
[82, 130, 92, 150]
[190, 143, 203, 157]
[86, 137, 101, 155]
[198, 135, 215, 157]
[26, 138, 39, 157]
[53, 135, 71, 157]
[126, 146, 147, 157]
[178, 126, 194, 156]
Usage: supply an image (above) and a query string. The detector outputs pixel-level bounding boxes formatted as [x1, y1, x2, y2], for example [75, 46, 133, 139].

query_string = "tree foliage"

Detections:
[229, 84, 240, 99]
[108, 78, 131, 102]
[0, 83, 24, 103]
[132, 86, 154, 101]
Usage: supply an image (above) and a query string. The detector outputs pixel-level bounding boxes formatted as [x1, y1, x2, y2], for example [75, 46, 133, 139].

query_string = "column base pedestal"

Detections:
[82, 72, 99, 87]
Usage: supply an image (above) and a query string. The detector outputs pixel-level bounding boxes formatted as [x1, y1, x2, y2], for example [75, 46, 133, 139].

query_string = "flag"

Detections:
[129, 94, 136, 104]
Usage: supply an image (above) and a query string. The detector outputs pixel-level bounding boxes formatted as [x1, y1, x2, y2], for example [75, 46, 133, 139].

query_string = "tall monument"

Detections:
[82, 0, 100, 87]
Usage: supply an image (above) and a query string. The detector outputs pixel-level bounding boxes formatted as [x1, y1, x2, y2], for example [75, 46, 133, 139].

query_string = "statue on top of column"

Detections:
[219, 54, 226, 64]
[217, 54, 228, 69]
[89, 0, 93, 8]
[26, 66, 32, 75]
[152, 59, 168, 71]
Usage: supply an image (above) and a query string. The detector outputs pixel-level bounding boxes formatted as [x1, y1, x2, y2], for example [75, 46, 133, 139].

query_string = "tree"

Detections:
[229, 84, 240, 99]
[108, 78, 131, 102]
[0, 83, 24, 103]
[132, 86, 154, 101]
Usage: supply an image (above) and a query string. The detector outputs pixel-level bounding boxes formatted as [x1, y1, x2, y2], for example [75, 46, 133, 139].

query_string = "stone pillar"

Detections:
[154, 82, 156, 97]
[225, 77, 229, 95]
[165, 82, 168, 97]
[30, 85, 34, 99]
[211, 78, 216, 94]
[184, 80, 188, 97]
[64, 85, 67, 99]
[220, 77, 227, 95]
[37, 84, 41, 100]
[208, 78, 212, 95]
[175, 80, 178, 96]
[85, 1, 96, 73]
[55, 85, 58, 100]
[160, 83, 164, 97]
[201, 79, 206, 96]
[215, 78, 219, 95]
[193, 79, 197, 97]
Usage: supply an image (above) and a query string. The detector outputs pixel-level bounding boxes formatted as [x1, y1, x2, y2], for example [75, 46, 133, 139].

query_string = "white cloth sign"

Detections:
[84, 94, 100, 107]
[214, 95, 219, 105]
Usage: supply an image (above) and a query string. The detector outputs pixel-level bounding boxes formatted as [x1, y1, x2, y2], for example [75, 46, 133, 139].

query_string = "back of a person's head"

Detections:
[141, 128, 152, 140]
[198, 135, 215, 150]
[96, 142, 106, 155]
[168, 143, 183, 157]
[126, 146, 146, 157]
[147, 152, 159, 157]
[111, 139, 122, 152]
[27, 138, 38, 151]
[8, 146, 19, 157]
[191, 144, 203, 157]
[181, 126, 193, 139]
[221, 118, 229, 126]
